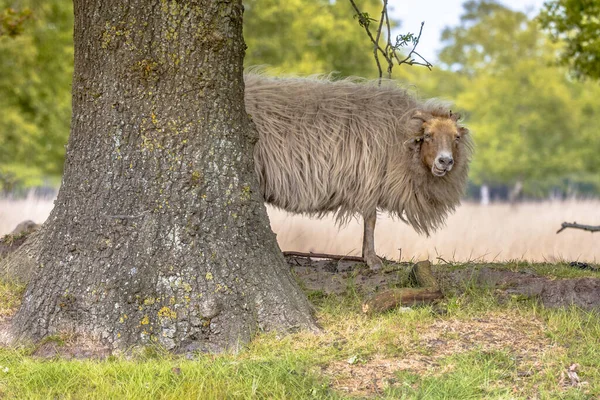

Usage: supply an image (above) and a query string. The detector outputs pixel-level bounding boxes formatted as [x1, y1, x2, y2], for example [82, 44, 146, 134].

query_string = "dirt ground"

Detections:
[288, 256, 600, 310]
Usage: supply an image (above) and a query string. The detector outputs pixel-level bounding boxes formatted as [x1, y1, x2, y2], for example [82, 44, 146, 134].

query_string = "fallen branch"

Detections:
[557, 222, 600, 234]
[362, 287, 442, 314]
[282, 251, 365, 262]
[362, 260, 443, 314]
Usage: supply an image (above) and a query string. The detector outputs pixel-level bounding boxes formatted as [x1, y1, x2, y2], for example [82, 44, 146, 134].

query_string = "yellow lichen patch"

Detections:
[140, 135, 156, 152]
[191, 171, 202, 186]
[143, 298, 156, 306]
[135, 59, 158, 80]
[140, 315, 150, 325]
[158, 306, 177, 320]
[241, 185, 251, 201]
[100, 21, 132, 50]
[182, 283, 193, 292]
[205, 272, 213, 281]
[215, 283, 228, 293]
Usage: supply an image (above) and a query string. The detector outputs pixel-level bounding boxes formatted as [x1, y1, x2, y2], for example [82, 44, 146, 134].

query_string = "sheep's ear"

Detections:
[459, 126, 469, 135]
[409, 110, 430, 136]
[405, 136, 424, 151]
[449, 111, 461, 122]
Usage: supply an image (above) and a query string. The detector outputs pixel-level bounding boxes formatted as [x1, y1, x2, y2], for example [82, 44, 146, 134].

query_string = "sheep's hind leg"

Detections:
[362, 209, 383, 271]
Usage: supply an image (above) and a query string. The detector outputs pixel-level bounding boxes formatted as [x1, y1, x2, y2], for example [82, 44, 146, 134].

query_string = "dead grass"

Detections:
[319, 310, 563, 397]
[0, 195, 53, 237]
[1, 196, 599, 263]
[270, 200, 600, 263]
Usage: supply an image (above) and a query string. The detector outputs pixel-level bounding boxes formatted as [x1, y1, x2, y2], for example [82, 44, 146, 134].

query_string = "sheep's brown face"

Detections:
[419, 117, 467, 177]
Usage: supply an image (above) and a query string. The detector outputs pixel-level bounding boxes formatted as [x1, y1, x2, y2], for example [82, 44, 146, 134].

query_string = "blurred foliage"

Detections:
[539, 0, 600, 80]
[0, 0, 599, 198]
[0, 7, 31, 37]
[244, 0, 381, 77]
[0, 0, 73, 189]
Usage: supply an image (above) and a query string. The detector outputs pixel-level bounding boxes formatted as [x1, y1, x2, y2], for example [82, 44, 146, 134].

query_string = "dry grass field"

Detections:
[270, 201, 600, 263]
[1, 196, 599, 263]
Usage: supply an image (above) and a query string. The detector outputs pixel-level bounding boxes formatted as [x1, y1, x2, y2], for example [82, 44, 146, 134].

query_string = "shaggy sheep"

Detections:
[245, 73, 473, 270]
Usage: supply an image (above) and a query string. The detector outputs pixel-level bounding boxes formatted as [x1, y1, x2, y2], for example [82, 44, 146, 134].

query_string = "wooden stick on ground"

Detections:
[282, 251, 365, 262]
[362, 260, 443, 314]
[557, 222, 600, 234]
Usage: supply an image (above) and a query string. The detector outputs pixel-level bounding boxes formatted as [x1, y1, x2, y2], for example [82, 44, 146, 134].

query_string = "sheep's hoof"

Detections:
[364, 255, 383, 271]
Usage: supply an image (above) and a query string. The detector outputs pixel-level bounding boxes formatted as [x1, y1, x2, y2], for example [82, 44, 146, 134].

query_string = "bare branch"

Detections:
[556, 222, 600, 234]
[384, 5, 393, 77]
[373, 0, 387, 79]
[395, 22, 432, 70]
[349, 0, 433, 80]
[348, 0, 386, 80]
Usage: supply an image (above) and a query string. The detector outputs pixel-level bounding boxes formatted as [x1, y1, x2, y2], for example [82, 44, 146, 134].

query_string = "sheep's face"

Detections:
[411, 113, 468, 178]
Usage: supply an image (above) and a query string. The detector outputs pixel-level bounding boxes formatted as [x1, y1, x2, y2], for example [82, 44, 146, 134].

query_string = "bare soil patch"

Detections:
[321, 313, 561, 397]
[288, 256, 600, 310]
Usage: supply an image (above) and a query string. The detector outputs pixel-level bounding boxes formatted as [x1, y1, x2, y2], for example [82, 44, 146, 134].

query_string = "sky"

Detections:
[388, 0, 546, 63]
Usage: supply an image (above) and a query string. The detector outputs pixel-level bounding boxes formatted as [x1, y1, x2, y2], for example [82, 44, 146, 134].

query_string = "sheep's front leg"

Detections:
[362, 209, 382, 270]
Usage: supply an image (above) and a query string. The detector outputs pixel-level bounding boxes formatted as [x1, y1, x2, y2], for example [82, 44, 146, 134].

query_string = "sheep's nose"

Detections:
[437, 156, 454, 167]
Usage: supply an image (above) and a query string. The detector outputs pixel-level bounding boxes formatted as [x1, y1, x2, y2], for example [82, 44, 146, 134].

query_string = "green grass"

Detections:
[0, 280, 24, 317]
[441, 260, 600, 279]
[0, 349, 337, 399]
[0, 264, 599, 399]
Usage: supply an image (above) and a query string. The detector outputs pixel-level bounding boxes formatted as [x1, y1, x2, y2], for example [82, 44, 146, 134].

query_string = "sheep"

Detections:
[245, 73, 473, 270]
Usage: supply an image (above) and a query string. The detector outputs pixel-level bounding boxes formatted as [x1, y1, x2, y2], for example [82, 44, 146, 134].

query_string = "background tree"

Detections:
[539, 0, 600, 80]
[0, 0, 72, 190]
[11, 0, 316, 352]
[244, 0, 382, 76]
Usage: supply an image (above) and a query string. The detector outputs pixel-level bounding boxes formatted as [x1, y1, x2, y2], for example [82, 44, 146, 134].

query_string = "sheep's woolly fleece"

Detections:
[245, 73, 473, 235]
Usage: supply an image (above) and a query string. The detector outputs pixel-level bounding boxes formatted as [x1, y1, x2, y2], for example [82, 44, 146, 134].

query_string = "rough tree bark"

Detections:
[11, 0, 317, 352]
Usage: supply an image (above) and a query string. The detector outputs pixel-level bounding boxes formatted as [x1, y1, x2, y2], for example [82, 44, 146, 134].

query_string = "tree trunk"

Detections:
[479, 184, 490, 206]
[11, 0, 316, 353]
[508, 179, 523, 205]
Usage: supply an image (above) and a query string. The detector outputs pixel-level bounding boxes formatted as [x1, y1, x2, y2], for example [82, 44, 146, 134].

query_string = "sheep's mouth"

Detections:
[432, 165, 448, 177]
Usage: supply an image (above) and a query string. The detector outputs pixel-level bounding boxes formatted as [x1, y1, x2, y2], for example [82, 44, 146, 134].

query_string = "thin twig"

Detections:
[557, 222, 600, 234]
[398, 22, 426, 64]
[373, 0, 388, 81]
[384, 5, 392, 78]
